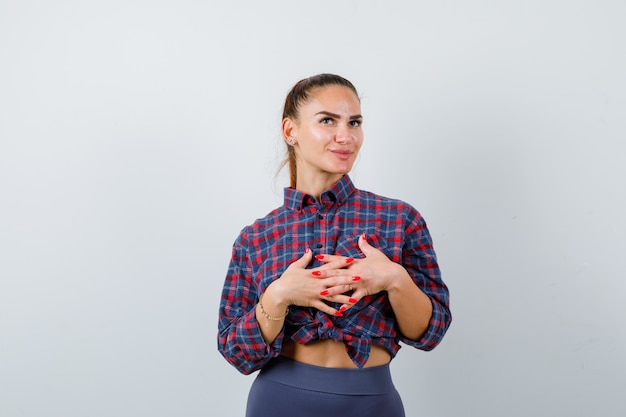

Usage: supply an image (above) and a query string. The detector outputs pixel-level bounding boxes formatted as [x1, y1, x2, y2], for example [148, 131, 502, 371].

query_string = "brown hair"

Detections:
[280, 74, 360, 187]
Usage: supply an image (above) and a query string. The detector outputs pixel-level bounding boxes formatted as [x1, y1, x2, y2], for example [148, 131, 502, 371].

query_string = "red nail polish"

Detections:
[339, 306, 347, 313]
[348, 298, 357, 304]
[361, 232, 366, 240]
[334, 311, 343, 317]
[351, 276, 361, 281]
[345, 257, 354, 264]
[320, 289, 329, 296]
[315, 255, 325, 261]
[312, 271, 322, 277]
[305, 247, 310, 254]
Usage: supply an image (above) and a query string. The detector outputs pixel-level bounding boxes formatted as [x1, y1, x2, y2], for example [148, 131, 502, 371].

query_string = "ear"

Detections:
[281, 117, 298, 143]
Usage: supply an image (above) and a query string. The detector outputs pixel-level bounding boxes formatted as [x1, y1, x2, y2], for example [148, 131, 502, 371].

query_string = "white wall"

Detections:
[1, 1, 624, 416]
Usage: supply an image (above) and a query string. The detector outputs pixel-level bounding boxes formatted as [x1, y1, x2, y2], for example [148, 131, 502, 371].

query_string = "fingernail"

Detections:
[351, 276, 361, 281]
[305, 247, 310, 254]
[361, 232, 366, 240]
[348, 298, 357, 304]
[334, 311, 343, 317]
[339, 306, 347, 313]
[315, 255, 325, 261]
[345, 257, 354, 264]
[320, 289, 329, 296]
[312, 271, 322, 277]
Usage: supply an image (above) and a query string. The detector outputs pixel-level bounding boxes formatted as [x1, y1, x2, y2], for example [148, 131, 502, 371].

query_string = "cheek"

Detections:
[302, 127, 325, 143]
[354, 137, 364, 152]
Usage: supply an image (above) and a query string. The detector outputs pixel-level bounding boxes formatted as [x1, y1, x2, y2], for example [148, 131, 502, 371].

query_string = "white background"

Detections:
[1, 1, 625, 416]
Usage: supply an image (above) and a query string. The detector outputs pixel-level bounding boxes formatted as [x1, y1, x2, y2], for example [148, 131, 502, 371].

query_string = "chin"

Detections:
[331, 161, 355, 172]
[328, 167, 352, 175]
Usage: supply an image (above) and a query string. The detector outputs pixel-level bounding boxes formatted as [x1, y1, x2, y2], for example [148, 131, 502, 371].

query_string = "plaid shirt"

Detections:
[217, 175, 451, 375]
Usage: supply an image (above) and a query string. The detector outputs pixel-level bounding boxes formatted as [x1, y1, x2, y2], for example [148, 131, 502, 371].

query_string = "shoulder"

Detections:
[351, 187, 423, 219]
[233, 205, 289, 244]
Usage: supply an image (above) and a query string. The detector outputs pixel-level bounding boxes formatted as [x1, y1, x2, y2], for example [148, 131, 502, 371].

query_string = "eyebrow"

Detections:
[315, 111, 363, 120]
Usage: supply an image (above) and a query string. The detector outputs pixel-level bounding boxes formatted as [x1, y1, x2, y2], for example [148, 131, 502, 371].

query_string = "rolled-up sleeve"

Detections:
[399, 209, 452, 350]
[217, 232, 284, 375]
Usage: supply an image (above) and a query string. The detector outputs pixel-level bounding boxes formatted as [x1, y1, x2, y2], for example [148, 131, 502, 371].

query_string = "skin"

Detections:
[256, 85, 434, 367]
[283, 84, 364, 199]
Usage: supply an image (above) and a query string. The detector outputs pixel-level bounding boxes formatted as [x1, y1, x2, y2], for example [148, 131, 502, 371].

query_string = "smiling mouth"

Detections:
[331, 150, 353, 160]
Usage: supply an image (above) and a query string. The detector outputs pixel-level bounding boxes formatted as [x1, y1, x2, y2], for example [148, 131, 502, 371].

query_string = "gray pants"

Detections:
[246, 356, 405, 417]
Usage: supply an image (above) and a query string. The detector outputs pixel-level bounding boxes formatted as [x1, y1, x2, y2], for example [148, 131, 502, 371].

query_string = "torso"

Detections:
[280, 339, 391, 368]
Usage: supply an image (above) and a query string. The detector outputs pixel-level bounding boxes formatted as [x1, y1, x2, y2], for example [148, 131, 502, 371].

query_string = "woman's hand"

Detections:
[263, 247, 356, 317]
[315, 233, 411, 313]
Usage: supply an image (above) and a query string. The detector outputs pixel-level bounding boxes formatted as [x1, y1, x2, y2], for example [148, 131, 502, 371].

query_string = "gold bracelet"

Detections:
[258, 293, 289, 321]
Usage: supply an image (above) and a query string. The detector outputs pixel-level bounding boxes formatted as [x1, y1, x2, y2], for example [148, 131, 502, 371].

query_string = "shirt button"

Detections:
[317, 214, 324, 220]
[316, 243, 323, 249]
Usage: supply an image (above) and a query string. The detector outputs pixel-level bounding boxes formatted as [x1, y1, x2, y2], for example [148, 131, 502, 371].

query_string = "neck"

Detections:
[295, 172, 343, 200]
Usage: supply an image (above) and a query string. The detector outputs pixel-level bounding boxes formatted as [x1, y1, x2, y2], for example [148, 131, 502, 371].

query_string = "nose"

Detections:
[335, 124, 353, 143]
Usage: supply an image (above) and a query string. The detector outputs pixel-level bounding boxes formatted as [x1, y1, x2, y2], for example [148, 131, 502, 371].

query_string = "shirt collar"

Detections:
[284, 175, 356, 211]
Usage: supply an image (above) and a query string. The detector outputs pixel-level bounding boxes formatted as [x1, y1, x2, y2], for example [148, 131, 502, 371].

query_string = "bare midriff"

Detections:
[280, 339, 391, 368]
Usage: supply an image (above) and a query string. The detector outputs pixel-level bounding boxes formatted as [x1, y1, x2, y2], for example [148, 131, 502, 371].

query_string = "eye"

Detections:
[349, 119, 362, 127]
[320, 117, 334, 125]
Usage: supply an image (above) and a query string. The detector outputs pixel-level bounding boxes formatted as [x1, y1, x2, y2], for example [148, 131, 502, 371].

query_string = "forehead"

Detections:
[302, 85, 361, 114]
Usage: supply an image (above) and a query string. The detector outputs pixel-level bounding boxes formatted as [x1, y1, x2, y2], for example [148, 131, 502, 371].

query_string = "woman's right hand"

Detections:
[263, 248, 356, 317]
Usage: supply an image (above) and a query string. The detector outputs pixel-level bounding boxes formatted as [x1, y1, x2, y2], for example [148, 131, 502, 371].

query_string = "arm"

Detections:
[383, 259, 434, 341]
[316, 212, 451, 350]
[394, 212, 451, 349]
[217, 236, 284, 375]
[217, 236, 344, 374]
[351, 232, 444, 344]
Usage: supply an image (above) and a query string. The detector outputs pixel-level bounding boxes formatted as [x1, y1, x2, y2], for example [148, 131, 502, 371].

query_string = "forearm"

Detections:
[255, 285, 290, 344]
[387, 267, 433, 341]
[218, 291, 286, 374]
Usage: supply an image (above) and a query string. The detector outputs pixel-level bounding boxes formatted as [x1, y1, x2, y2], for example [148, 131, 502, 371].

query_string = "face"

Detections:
[284, 85, 363, 185]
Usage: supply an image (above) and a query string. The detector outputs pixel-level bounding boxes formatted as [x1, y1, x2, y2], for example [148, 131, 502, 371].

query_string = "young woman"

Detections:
[218, 74, 451, 417]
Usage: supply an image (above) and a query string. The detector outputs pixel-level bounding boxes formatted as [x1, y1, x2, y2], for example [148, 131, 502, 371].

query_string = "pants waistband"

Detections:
[259, 356, 396, 395]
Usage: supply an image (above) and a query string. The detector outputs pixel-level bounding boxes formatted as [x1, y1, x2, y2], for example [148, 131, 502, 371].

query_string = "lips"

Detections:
[330, 149, 353, 160]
